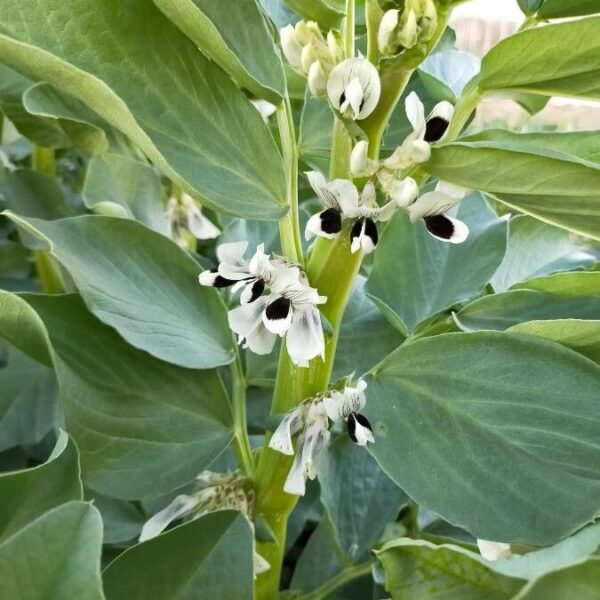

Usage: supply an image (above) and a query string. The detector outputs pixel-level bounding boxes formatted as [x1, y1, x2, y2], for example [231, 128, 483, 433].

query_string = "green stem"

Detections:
[297, 561, 374, 600]
[344, 0, 355, 58]
[443, 84, 483, 142]
[277, 97, 303, 265]
[32, 145, 55, 177]
[231, 349, 255, 478]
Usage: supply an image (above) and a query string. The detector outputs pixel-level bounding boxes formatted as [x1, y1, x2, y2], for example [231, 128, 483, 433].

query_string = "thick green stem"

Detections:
[296, 561, 374, 600]
[231, 350, 255, 478]
[277, 97, 303, 264]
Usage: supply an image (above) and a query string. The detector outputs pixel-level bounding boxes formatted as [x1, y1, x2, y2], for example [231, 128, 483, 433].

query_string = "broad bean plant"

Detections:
[1, 0, 600, 598]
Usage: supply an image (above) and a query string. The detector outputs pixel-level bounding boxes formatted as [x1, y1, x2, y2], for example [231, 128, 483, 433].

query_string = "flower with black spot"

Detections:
[323, 378, 375, 446]
[384, 92, 454, 170]
[165, 192, 220, 249]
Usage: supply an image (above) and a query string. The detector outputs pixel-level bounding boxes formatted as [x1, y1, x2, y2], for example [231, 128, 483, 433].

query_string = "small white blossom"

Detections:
[280, 24, 303, 68]
[305, 171, 396, 254]
[165, 193, 220, 248]
[378, 9, 400, 55]
[250, 99, 277, 123]
[308, 60, 328, 98]
[350, 140, 380, 178]
[477, 539, 512, 561]
[378, 173, 419, 208]
[407, 181, 470, 244]
[327, 58, 381, 121]
[384, 92, 454, 170]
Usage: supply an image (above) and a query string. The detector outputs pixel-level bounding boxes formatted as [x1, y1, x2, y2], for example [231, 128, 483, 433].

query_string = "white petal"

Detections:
[185, 200, 220, 240]
[240, 279, 264, 305]
[216, 241, 250, 280]
[283, 437, 308, 496]
[251, 99, 277, 123]
[280, 25, 303, 68]
[378, 9, 399, 53]
[248, 243, 274, 283]
[305, 170, 328, 197]
[198, 270, 217, 286]
[408, 139, 432, 164]
[286, 305, 325, 366]
[229, 297, 277, 355]
[269, 406, 306, 456]
[436, 180, 470, 200]
[139, 494, 198, 542]
[350, 140, 370, 177]
[322, 390, 347, 422]
[428, 100, 454, 124]
[327, 180, 360, 216]
[327, 58, 381, 120]
[263, 297, 293, 335]
[308, 61, 328, 98]
[254, 551, 271, 575]
[389, 176, 419, 208]
[406, 191, 460, 221]
[340, 77, 365, 120]
[477, 539, 511, 562]
[305, 210, 341, 241]
[405, 91, 426, 137]
[352, 415, 375, 446]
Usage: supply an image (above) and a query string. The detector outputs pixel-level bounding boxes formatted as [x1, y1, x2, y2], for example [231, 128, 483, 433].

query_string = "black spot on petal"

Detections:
[320, 208, 342, 235]
[364, 218, 378, 247]
[354, 413, 373, 431]
[339, 91, 346, 107]
[347, 412, 374, 444]
[424, 214, 454, 240]
[424, 116, 449, 143]
[209, 269, 237, 288]
[350, 218, 365, 244]
[248, 279, 265, 303]
[265, 296, 291, 321]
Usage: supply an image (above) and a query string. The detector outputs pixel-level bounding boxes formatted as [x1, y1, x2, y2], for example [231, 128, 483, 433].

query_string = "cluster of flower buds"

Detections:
[165, 192, 220, 249]
[378, 0, 439, 56]
[280, 20, 344, 98]
[270, 379, 374, 496]
[139, 471, 271, 575]
[199, 242, 326, 367]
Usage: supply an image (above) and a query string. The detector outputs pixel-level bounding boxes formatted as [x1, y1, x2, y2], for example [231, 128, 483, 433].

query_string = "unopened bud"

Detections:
[398, 9, 419, 49]
[327, 31, 344, 64]
[419, 0, 438, 42]
[301, 43, 318, 74]
[308, 61, 328, 98]
[378, 9, 400, 55]
[280, 25, 302, 68]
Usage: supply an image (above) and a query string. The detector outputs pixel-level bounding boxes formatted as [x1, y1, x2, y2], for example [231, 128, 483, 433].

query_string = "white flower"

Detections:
[280, 24, 303, 68]
[477, 539, 512, 561]
[229, 265, 326, 367]
[378, 9, 400, 55]
[139, 493, 202, 542]
[384, 92, 454, 170]
[250, 99, 277, 123]
[269, 404, 309, 455]
[378, 173, 419, 208]
[305, 171, 396, 254]
[284, 401, 330, 496]
[407, 181, 470, 244]
[199, 242, 281, 304]
[350, 140, 380, 177]
[165, 193, 220, 248]
[323, 379, 375, 446]
[327, 58, 381, 121]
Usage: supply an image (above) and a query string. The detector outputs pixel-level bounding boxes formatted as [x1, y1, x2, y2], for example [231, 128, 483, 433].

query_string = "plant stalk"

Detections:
[231, 349, 255, 478]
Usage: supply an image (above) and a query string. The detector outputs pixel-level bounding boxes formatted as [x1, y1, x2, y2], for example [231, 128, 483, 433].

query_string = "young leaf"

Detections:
[6, 214, 234, 369]
[103, 511, 254, 600]
[538, 0, 600, 18]
[0, 432, 82, 541]
[478, 17, 600, 101]
[513, 271, 600, 296]
[376, 538, 524, 600]
[427, 130, 600, 241]
[366, 332, 600, 545]
[367, 195, 507, 332]
[23, 293, 233, 499]
[153, 0, 286, 102]
[0, 0, 286, 219]
[0, 501, 104, 600]
[282, 0, 345, 29]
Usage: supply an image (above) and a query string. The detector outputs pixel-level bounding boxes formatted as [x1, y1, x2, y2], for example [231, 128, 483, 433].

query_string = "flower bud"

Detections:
[419, 0, 438, 42]
[295, 20, 321, 46]
[280, 25, 302, 68]
[327, 31, 344, 65]
[389, 176, 419, 208]
[398, 8, 419, 49]
[350, 140, 379, 177]
[378, 9, 399, 55]
[308, 61, 328, 98]
[327, 58, 381, 121]
[301, 43, 317, 74]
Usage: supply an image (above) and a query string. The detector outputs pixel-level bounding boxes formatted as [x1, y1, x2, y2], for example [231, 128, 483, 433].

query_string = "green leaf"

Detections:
[333, 277, 405, 380]
[0, 240, 30, 279]
[0, 289, 51, 365]
[491, 523, 600, 581]
[513, 271, 600, 296]
[366, 331, 600, 544]
[23, 293, 233, 499]
[454, 290, 600, 331]
[427, 130, 600, 241]
[478, 17, 600, 101]
[367, 195, 507, 332]
[538, 0, 600, 19]
[299, 91, 333, 173]
[0, 501, 104, 600]
[508, 320, 600, 365]
[320, 435, 408, 561]
[514, 557, 600, 600]
[6, 214, 233, 369]
[0, 64, 70, 148]
[491, 216, 595, 292]
[0, 0, 286, 219]
[154, 0, 285, 102]
[83, 154, 168, 234]
[376, 538, 524, 600]
[103, 511, 254, 599]
[22, 82, 122, 154]
[282, 0, 344, 29]
[0, 432, 82, 541]
[87, 491, 145, 544]
[0, 345, 59, 452]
